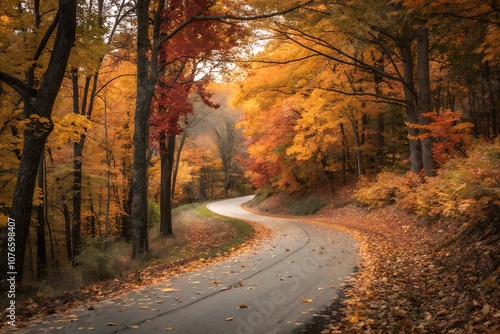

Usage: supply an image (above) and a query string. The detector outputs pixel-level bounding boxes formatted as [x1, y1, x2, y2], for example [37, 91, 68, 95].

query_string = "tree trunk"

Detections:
[104, 96, 111, 238]
[484, 61, 498, 138]
[0, 0, 76, 284]
[320, 157, 335, 197]
[160, 134, 175, 236]
[339, 123, 355, 174]
[72, 141, 83, 261]
[172, 129, 187, 201]
[416, 26, 436, 176]
[373, 65, 386, 170]
[131, 0, 154, 258]
[468, 84, 479, 138]
[400, 29, 423, 173]
[62, 198, 72, 262]
[350, 119, 364, 176]
[36, 154, 47, 280]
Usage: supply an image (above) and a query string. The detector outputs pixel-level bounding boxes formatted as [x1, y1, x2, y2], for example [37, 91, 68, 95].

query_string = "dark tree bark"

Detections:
[484, 61, 498, 139]
[62, 199, 72, 261]
[373, 61, 386, 170]
[159, 134, 175, 236]
[172, 129, 188, 201]
[36, 154, 47, 279]
[416, 26, 436, 176]
[72, 141, 83, 260]
[400, 28, 423, 174]
[131, 0, 159, 258]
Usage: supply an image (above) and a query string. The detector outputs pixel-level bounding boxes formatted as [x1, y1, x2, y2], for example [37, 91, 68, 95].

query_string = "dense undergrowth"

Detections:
[354, 140, 500, 226]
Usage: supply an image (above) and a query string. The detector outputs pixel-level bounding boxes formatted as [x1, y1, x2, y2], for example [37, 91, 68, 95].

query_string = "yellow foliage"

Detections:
[53, 113, 92, 144]
[357, 141, 500, 225]
[354, 171, 413, 209]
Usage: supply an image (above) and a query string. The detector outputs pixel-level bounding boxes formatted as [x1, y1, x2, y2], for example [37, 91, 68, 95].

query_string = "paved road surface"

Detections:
[16, 196, 358, 334]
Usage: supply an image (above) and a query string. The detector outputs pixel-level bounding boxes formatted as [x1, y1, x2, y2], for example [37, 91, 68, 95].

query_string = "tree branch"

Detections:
[157, 1, 314, 48]
[317, 86, 406, 107]
[0, 72, 37, 99]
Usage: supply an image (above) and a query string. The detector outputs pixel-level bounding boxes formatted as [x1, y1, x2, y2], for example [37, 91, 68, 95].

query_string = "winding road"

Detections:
[18, 196, 358, 334]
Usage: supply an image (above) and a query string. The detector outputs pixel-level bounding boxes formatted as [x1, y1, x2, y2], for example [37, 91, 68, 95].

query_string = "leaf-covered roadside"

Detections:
[313, 202, 499, 333]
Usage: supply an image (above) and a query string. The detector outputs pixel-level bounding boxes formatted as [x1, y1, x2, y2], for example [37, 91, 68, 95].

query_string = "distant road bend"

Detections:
[18, 196, 358, 334]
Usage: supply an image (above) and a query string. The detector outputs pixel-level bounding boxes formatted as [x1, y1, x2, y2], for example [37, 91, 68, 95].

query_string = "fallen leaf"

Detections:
[349, 315, 359, 323]
[107, 322, 119, 326]
[301, 298, 313, 303]
[226, 317, 233, 321]
[238, 304, 249, 309]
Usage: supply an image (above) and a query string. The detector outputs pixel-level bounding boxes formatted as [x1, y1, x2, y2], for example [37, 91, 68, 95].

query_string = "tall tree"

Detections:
[67, 0, 131, 260]
[130, 0, 314, 256]
[0, 0, 77, 283]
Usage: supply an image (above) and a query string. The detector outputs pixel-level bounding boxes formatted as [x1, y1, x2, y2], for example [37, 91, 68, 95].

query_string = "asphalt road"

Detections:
[17, 196, 358, 334]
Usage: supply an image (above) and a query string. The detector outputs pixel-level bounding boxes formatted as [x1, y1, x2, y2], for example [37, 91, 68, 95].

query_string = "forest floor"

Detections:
[252, 185, 500, 333]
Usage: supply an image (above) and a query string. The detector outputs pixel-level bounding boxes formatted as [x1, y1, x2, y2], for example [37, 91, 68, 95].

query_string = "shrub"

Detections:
[73, 238, 112, 283]
[148, 201, 160, 228]
[354, 171, 409, 209]
[403, 141, 500, 224]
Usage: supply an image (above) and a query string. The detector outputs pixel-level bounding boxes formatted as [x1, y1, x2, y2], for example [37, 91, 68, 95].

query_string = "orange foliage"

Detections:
[408, 110, 474, 165]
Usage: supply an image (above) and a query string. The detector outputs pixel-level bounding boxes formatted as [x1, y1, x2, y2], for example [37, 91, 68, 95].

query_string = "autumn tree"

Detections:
[66, 0, 132, 261]
[0, 0, 76, 283]
[130, 0, 314, 256]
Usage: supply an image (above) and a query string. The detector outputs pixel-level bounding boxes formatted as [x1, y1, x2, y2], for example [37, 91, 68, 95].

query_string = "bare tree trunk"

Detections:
[350, 118, 364, 176]
[131, 0, 163, 258]
[160, 134, 175, 236]
[373, 63, 386, 171]
[468, 84, 479, 138]
[400, 29, 423, 173]
[484, 61, 498, 138]
[172, 130, 187, 201]
[36, 154, 47, 279]
[416, 26, 436, 176]
[72, 141, 83, 261]
[320, 157, 335, 197]
[62, 198, 72, 262]
[104, 96, 111, 238]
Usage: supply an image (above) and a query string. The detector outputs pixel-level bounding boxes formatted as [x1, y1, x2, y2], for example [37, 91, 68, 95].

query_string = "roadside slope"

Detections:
[251, 187, 500, 333]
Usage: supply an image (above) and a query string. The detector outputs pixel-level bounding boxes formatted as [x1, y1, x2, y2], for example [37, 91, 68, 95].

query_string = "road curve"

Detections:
[17, 196, 358, 334]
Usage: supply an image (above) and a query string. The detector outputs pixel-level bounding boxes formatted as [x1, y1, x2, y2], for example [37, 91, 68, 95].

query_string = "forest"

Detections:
[0, 0, 499, 330]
